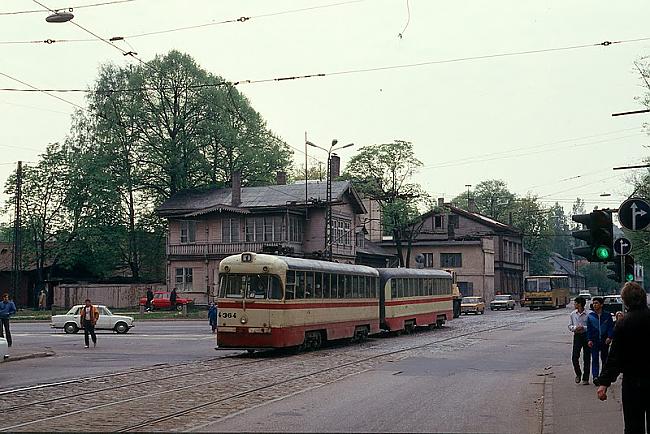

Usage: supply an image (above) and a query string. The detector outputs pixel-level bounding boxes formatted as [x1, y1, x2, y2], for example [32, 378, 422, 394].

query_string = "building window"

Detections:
[434, 215, 444, 230]
[424, 253, 434, 268]
[457, 281, 473, 296]
[175, 268, 193, 291]
[221, 218, 240, 243]
[440, 253, 462, 268]
[333, 218, 352, 246]
[448, 214, 459, 229]
[355, 232, 365, 248]
[288, 215, 303, 242]
[180, 221, 196, 244]
[245, 216, 283, 242]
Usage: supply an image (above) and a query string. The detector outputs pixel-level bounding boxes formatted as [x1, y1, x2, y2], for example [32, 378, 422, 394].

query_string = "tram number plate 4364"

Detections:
[218, 312, 237, 319]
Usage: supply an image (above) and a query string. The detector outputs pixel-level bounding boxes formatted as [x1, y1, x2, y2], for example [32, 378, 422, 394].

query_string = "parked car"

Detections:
[51, 305, 134, 334]
[0, 337, 8, 361]
[578, 291, 592, 302]
[490, 294, 516, 311]
[461, 296, 485, 315]
[139, 291, 193, 311]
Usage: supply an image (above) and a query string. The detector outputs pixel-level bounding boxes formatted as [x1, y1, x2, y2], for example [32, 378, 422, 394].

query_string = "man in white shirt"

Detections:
[568, 296, 591, 385]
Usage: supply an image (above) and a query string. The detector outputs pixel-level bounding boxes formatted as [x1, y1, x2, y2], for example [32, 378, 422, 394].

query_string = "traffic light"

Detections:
[624, 255, 635, 282]
[572, 210, 614, 262]
[607, 261, 622, 283]
[606, 255, 635, 283]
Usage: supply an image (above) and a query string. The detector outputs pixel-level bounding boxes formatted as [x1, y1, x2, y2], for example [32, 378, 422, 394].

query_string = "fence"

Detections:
[53, 283, 166, 309]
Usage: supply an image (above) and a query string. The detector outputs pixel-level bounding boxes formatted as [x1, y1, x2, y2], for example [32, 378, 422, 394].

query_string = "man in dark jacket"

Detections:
[0, 293, 17, 347]
[586, 296, 614, 383]
[170, 287, 178, 311]
[146, 288, 154, 311]
[597, 282, 650, 433]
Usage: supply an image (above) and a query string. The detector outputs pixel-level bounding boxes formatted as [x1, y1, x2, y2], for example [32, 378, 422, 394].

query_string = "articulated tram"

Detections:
[216, 252, 454, 351]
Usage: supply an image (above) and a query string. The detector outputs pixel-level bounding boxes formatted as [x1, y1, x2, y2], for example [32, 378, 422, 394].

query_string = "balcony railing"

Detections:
[167, 242, 303, 256]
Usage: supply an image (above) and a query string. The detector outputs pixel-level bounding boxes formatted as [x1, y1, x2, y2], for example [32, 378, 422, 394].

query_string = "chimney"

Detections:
[276, 171, 287, 185]
[329, 154, 341, 180]
[231, 170, 241, 207]
[468, 197, 477, 213]
[437, 197, 444, 207]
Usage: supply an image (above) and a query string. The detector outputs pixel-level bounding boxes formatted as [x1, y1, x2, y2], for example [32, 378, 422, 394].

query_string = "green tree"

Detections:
[452, 180, 515, 220]
[548, 202, 573, 258]
[343, 140, 427, 266]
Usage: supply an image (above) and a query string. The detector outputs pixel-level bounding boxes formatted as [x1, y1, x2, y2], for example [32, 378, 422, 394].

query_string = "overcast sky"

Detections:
[2, 0, 649, 222]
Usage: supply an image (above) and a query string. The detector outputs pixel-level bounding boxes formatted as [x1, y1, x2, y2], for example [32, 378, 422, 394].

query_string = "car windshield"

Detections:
[462, 297, 479, 303]
[101, 307, 112, 315]
[495, 295, 510, 301]
[66, 307, 79, 315]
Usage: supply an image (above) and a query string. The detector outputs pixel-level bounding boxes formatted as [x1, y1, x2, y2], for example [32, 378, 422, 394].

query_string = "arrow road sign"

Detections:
[619, 198, 650, 231]
[613, 237, 632, 256]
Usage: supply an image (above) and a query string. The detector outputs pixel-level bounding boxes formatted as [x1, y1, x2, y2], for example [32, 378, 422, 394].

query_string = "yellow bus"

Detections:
[524, 275, 570, 310]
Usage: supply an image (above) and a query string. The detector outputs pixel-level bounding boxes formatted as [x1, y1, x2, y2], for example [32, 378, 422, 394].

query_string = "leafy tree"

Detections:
[452, 180, 515, 220]
[510, 195, 553, 275]
[578, 263, 619, 294]
[343, 140, 427, 266]
[548, 202, 574, 258]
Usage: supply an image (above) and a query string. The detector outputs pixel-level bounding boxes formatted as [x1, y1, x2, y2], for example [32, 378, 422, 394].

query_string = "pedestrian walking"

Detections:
[0, 293, 17, 347]
[568, 296, 591, 385]
[146, 287, 154, 311]
[597, 282, 650, 433]
[170, 287, 178, 311]
[208, 302, 218, 333]
[587, 296, 614, 384]
[79, 299, 99, 348]
[38, 289, 47, 310]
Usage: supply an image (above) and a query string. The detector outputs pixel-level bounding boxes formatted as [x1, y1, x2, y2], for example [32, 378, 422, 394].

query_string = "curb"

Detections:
[4, 351, 56, 363]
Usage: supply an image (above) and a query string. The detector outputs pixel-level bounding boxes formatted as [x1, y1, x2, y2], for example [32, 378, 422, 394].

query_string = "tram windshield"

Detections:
[219, 274, 283, 299]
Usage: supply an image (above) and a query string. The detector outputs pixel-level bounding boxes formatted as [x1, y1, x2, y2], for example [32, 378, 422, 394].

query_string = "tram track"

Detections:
[0, 310, 566, 432]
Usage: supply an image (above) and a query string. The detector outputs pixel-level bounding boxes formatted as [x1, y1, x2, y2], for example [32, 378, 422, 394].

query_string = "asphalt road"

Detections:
[1, 321, 239, 390]
[199, 308, 569, 433]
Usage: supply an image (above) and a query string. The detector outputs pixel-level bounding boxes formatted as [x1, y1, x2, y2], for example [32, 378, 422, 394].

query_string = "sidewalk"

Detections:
[549, 362, 623, 434]
[2, 343, 55, 363]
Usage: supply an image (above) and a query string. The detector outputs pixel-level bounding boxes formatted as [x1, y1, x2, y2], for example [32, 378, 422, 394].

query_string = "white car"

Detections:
[0, 337, 8, 361]
[51, 305, 134, 334]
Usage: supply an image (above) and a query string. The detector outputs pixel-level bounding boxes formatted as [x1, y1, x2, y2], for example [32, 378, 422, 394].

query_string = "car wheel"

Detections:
[480, 309, 484, 315]
[64, 322, 78, 334]
[176, 304, 184, 312]
[114, 322, 129, 334]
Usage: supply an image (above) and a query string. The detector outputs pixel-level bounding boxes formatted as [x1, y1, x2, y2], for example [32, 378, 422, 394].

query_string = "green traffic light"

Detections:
[626, 273, 635, 282]
[595, 246, 611, 260]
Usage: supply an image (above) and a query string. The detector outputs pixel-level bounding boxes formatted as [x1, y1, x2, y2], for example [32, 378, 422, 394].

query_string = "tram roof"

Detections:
[377, 268, 451, 279]
[220, 253, 379, 276]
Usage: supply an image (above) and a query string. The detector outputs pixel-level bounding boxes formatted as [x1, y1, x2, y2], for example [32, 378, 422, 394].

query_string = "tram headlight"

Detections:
[240, 316, 248, 324]
[223, 265, 230, 273]
[263, 266, 269, 273]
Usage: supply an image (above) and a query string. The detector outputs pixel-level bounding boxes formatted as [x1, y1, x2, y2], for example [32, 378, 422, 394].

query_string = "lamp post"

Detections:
[306, 139, 354, 261]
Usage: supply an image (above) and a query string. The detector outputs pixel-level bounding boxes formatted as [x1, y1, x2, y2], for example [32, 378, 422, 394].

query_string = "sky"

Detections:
[1, 0, 650, 222]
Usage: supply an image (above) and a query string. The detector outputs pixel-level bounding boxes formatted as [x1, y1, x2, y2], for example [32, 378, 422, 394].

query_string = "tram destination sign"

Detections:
[618, 198, 650, 231]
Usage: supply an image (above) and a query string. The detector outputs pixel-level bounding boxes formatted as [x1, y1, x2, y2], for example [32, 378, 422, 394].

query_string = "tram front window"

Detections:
[219, 274, 282, 299]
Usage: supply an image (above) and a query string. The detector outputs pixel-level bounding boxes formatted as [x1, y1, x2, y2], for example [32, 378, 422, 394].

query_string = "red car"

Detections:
[139, 291, 193, 311]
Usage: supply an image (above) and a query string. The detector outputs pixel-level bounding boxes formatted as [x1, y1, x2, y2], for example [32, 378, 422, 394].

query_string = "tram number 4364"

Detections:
[218, 312, 237, 319]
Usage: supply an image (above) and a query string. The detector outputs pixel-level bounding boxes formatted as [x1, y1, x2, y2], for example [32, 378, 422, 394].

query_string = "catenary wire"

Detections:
[0, 0, 135, 16]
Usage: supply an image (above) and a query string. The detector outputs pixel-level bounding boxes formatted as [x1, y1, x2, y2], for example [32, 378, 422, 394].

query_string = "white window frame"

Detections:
[175, 268, 193, 291]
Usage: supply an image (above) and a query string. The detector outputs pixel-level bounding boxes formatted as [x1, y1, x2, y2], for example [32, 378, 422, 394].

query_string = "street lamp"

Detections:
[305, 139, 354, 261]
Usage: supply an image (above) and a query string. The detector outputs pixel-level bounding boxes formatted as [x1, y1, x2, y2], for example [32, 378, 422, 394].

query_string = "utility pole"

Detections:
[304, 131, 309, 221]
[11, 161, 22, 301]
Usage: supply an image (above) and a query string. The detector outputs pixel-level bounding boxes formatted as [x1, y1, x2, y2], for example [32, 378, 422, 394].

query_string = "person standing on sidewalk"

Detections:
[597, 282, 650, 434]
[587, 296, 614, 384]
[79, 299, 99, 348]
[208, 302, 218, 333]
[170, 287, 178, 311]
[568, 296, 591, 384]
[38, 289, 47, 310]
[0, 293, 16, 347]
[146, 287, 154, 311]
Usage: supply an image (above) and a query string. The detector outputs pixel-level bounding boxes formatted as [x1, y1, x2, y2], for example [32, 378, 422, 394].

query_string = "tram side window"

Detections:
[296, 272, 306, 298]
[315, 272, 323, 298]
[332, 273, 339, 298]
[370, 277, 377, 298]
[269, 276, 282, 299]
[323, 273, 331, 298]
[343, 275, 352, 298]
[359, 276, 366, 298]
[337, 275, 345, 299]
[351, 276, 358, 298]
[285, 271, 295, 300]
[424, 278, 431, 296]
[417, 278, 424, 296]
[306, 272, 314, 298]
[394, 278, 400, 298]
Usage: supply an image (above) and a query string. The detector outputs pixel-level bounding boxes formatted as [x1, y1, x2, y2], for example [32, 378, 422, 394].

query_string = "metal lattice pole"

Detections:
[11, 161, 22, 301]
[326, 154, 333, 261]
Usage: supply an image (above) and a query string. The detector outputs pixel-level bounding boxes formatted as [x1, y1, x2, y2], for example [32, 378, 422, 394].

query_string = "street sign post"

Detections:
[613, 237, 632, 256]
[619, 198, 650, 231]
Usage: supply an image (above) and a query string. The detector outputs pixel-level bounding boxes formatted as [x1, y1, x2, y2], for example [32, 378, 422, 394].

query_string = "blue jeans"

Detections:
[591, 340, 609, 380]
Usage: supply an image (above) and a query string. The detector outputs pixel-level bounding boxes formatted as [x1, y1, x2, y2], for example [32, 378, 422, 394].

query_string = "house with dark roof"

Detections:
[381, 199, 525, 303]
[549, 252, 585, 293]
[156, 165, 395, 303]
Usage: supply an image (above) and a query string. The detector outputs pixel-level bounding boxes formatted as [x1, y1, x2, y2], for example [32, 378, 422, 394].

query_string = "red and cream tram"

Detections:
[378, 268, 453, 332]
[216, 253, 381, 350]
